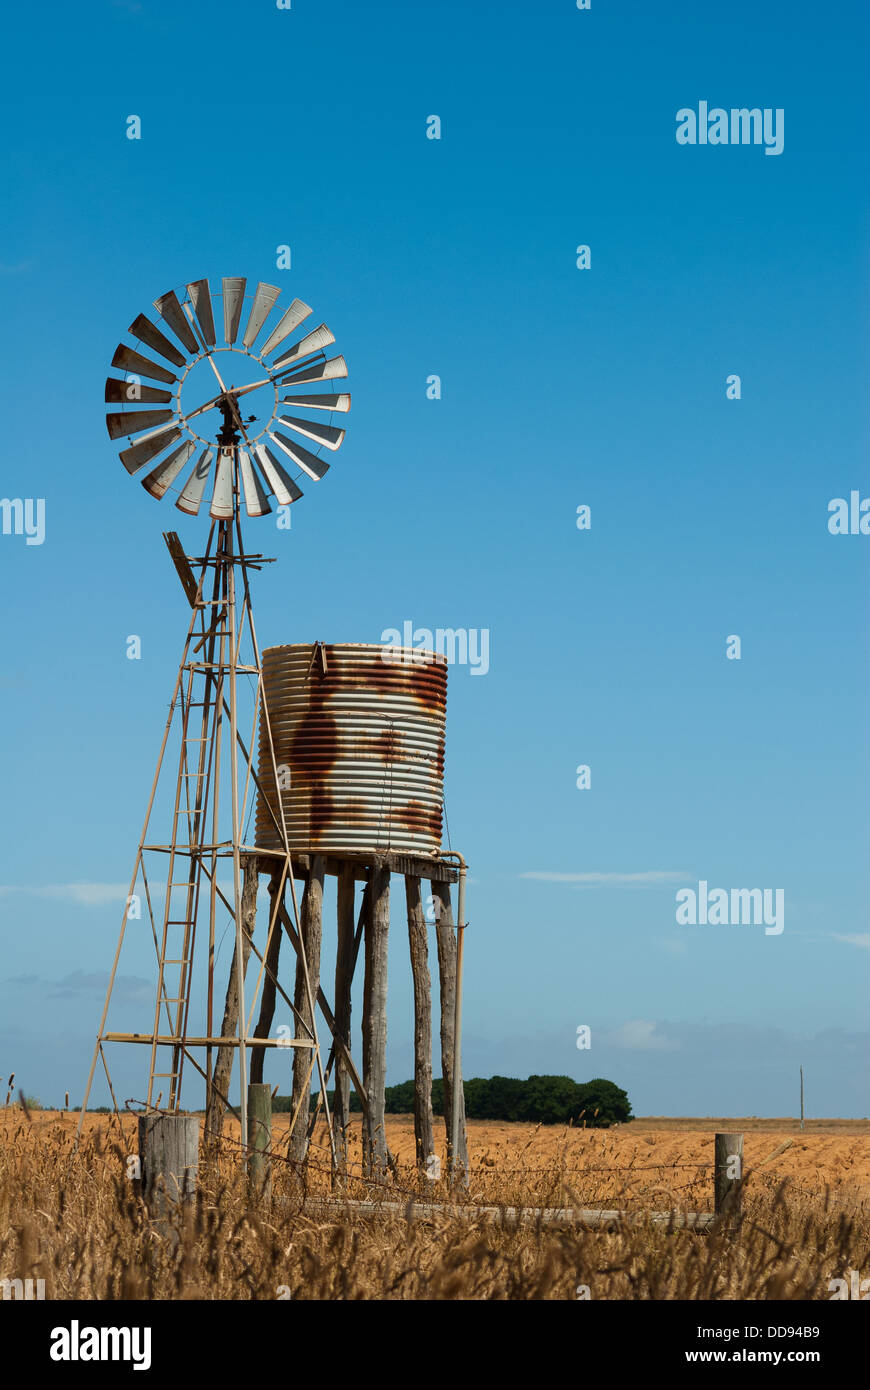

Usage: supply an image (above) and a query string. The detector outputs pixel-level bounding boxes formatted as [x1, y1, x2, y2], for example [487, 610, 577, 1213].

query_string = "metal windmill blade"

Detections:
[105, 378, 173, 404]
[253, 444, 304, 505]
[106, 409, 177, 441]
[268, 429, 330, 481]
[279, 355, 348, 386]
[281, 392, 351, 413]
[186, 279, 216, 347]
[107, 277, 349, 516]
[176, 450, 214, 515]
[276, 414, 345, 451]
[239, 448, 272, 517]
[242, 283, 281, 348]
[222, 277, 246, 345]
[210, 446, 236, 519]
[120, 425, 183, 475]
[259, 299, 312, 358]
[111, 344, 177, 386]
[273, 323, 335, 368]
[129, 315, 186, 368]
[153, 290, 200, 355]
[141, 440, 197, 500]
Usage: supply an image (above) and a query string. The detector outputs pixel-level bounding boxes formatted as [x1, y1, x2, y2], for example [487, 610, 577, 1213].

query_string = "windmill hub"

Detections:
[217, 397, 241, 446]
[180, 353, 277, 448]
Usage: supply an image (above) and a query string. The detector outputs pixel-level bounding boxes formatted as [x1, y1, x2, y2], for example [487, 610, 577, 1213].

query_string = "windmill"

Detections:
[78, 277, 350, 1160]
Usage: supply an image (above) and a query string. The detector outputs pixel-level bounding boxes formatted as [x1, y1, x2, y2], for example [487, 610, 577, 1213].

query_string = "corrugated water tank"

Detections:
[255, 642, 447, 856]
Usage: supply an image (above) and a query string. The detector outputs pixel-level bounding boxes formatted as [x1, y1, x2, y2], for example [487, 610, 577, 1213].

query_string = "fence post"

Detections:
[248, 1082, 272, 1202]
[714, 1131, 744, 1221]
[137, 1113, 200, 1220]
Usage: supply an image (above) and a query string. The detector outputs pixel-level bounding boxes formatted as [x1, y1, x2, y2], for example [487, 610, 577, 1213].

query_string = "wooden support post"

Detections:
[431, 880, 468, 1179]
[714, 1132, 744, 1220]
[205, 854, 259, 1144]
[288, 856, 325, 1165]
[275, 894, 370, 1116]
[333, 863, 356, 1169]
[137, 1113, 199, 1220]
[247, 1083, 272, 1202]
[405, 875, 435, 1173]
[362, 864, 390, 1176]
[251, 869, 285, 1086]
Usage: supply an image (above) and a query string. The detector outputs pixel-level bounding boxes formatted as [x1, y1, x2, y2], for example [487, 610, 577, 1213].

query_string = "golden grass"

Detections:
[1, 1108, 868, 1299]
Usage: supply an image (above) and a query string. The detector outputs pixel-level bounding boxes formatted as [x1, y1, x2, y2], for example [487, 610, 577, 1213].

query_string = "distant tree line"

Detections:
[275, 1075, 632, 1127]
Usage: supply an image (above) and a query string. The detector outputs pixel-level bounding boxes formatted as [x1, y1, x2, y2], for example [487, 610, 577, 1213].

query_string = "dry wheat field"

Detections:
[1, 1107, 868, 1300]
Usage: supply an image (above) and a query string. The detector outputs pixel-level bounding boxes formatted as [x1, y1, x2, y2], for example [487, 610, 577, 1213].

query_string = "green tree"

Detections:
[383, 1080, 415, 1113]
[521, 1075, 585, 1124]
[573, 1077, 633, 1126]
[279, 1074, 632, 1127]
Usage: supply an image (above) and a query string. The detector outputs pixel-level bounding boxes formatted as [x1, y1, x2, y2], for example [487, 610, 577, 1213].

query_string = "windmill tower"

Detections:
[81, 275, 469, 1185]
[79, 277, 350, 1160]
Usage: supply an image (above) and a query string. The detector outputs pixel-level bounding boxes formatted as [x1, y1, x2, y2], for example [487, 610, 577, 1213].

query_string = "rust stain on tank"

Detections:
[391, 799, 443, 840]
[285, 644, 339, 841]
[360, 728, 405, 763]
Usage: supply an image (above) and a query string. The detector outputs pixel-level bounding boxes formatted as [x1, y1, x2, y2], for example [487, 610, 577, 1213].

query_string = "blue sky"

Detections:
[1, 0, 869, 1117]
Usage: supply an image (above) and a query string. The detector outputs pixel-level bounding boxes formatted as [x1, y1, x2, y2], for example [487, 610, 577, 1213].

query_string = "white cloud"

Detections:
[604, 1019, 678, 1052]
[519, 870, 690, 885]
[1, 969, 150, 1000]
[49, 970, 150, 1000]
[657, 936, 688, 957]
[0, 880, 250, 912]
[830, 934, 870, 952]
[0, 883, 129, 906]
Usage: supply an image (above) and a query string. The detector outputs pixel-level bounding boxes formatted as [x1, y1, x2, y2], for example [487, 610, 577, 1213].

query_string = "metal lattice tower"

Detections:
[79, 278, 350, 1163]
